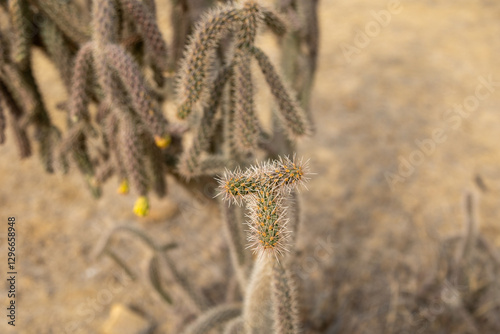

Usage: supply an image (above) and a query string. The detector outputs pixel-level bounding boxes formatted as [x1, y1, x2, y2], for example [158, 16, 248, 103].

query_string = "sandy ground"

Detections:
[1, 0, 500, 333]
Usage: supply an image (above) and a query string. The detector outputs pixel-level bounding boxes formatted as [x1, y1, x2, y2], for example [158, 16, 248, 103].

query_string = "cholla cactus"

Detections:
[187, 157, 306, 332]
[60, 0, 171, 214]
[0, 0, 317, 217]
[0, 0, 177, 214]
[176, 0, 312, 178]
[216, 155, 308, 333]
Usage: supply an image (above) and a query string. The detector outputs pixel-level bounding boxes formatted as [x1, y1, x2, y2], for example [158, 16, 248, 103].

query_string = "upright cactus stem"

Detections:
[272, 261, 300, 334]
[217, 156, 309, 333]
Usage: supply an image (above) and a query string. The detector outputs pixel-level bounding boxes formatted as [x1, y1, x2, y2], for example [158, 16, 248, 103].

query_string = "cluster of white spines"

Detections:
[217, 155, 310, 258]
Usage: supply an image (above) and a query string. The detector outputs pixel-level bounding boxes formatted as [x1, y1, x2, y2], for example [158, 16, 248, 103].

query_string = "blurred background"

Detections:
[1, 0, 500, 333]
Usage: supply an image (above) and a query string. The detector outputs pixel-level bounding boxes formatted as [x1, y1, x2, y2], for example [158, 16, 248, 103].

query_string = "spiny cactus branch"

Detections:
[29, 0, 91, 44]
[176, 3, 239, 119]
[250, 45, 311, 139]
[217, 155, 310, 258]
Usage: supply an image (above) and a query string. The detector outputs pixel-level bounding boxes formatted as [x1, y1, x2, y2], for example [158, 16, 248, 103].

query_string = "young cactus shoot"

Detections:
[217, 155, 311, 259]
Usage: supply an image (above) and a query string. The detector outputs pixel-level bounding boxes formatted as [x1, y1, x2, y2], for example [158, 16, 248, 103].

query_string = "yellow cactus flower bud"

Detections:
[117, 179, 129, 195]
[154, 135, 171, 149]
[133, 196, 150, 217]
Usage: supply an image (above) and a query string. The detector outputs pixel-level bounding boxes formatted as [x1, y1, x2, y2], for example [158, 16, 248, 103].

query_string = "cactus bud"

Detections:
[133, 196, 150, 217]
[154, 134, 171, 149]
[117, 179, 129, 194]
